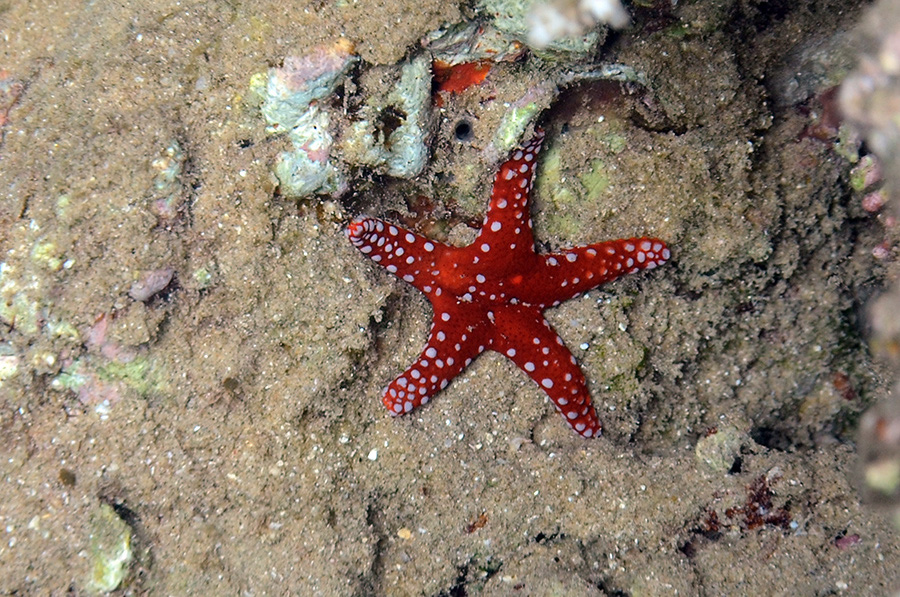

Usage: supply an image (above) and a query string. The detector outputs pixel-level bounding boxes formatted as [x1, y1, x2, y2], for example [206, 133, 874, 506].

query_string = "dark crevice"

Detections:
[360, 500, 388, 595]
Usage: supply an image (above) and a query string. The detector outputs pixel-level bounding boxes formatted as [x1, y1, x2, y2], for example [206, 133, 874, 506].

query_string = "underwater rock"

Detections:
[385, 55, 432, 178]
[274, 105, 347, 197]
[528, 0, 629, 50]
[425, 22, 526, 105]
[423, 21, 526, 66]
[477, 0, 607, 55]
[256, 39, 357, 133]
[840, 1, 900, 216]
[0, 262, 40, 335]
[86, 503, 134, 594]
[128, 267, 174, 303]
[695, 426, 746, 473]
[149, 140, 187, 220]
[0, 226, 64, 336]
[488, 82, 556, 159]
[0, 343, 18, 386]
[341, 54, 433, 178]
[252, 41, 357, 198]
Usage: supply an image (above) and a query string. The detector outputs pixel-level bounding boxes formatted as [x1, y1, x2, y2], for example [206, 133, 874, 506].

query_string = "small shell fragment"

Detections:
[129, 267, 175, 302]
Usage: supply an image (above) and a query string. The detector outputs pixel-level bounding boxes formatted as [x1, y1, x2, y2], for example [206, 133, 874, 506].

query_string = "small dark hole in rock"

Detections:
[454, 120, 473, 142]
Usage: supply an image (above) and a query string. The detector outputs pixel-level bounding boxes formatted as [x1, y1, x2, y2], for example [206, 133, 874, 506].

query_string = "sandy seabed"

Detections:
[1, 0, 898, 594]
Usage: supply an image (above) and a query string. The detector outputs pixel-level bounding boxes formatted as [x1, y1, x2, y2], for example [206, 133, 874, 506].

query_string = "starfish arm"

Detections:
[492, 304, 601, 438]
[382, 307, 491, 417]
[527, 237, 670, 307]
[346, 216, 451, 297]
[472, 130, 545, 260]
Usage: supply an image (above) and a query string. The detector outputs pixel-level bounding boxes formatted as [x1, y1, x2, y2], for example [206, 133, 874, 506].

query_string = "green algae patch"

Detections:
[542, 187, 583, 239]
[0, 261, 41, 335]
[30, 240, 64, 272]
[579, 159, 610, 200]
[97, 357, 159, 396]
[191, 266, 213, 290]
[51, 360, 90, 395]
[493, 101, 541, 154]
[533, 144, 592, 240]
[604, 132, 627, 155]
[46, 317, 81, 342]
[52, 356, 163, 413]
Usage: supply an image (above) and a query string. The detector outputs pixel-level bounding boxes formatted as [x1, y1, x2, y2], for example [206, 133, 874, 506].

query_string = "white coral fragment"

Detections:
[527, 0, 630, 50]
[260, 39, 357, 133]
[254, 40, 356, 198]
[276, 106, 346, 197]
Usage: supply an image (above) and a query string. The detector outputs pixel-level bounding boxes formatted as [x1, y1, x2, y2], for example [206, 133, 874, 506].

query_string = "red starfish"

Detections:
[346, 130, 669, 437]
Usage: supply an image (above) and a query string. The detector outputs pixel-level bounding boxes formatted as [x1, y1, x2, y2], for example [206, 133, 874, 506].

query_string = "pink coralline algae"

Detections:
[834, 533, 862, 550]
[347, 130, 669, 437]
